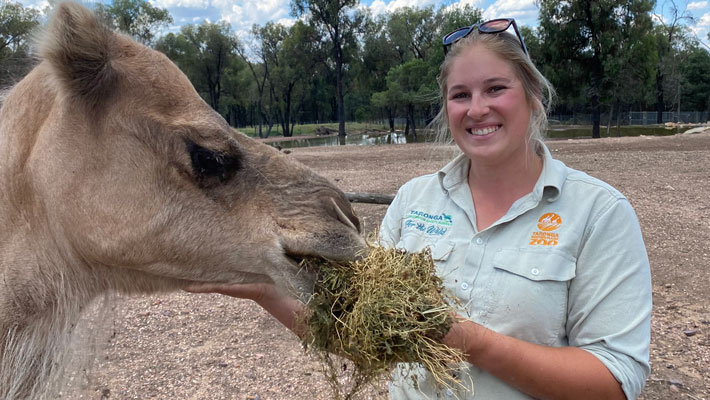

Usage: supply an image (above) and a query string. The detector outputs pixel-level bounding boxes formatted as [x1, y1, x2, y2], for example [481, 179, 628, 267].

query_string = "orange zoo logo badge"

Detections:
[537, 213, 562, 231]
[530, 213, 561, 246]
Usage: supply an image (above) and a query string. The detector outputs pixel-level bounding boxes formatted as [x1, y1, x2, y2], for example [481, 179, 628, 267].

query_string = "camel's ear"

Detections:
[40, 2, 117, 108]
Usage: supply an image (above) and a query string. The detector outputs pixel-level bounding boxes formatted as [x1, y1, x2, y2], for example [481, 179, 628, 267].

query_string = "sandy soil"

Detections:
[65, 131, 709, 400]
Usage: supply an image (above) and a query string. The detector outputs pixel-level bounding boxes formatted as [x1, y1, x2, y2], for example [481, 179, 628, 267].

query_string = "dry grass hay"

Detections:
[300, 244, 466, 399]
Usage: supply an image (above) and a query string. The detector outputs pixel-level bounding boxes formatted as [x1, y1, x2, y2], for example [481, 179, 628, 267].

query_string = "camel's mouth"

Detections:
[284, 253, 305, 266]
[284, 253, 332, 273]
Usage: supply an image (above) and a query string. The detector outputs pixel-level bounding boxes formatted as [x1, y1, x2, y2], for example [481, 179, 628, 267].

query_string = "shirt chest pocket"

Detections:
[484, 248, 576, 346]
[396, 232, 456, 274]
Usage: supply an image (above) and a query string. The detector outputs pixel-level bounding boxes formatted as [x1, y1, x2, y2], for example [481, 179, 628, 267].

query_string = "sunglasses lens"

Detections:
[479, 19, 511, 33]
[443, 26, 473, 45]
[442, 18, 528, 57]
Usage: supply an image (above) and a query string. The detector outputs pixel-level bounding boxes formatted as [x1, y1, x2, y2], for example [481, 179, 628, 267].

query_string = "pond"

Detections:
[266, 131, 430, 149]
[265, 125, 684, 149]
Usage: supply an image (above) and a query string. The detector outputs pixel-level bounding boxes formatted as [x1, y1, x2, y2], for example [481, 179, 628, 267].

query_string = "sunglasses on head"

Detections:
[442, 18, 528, 56]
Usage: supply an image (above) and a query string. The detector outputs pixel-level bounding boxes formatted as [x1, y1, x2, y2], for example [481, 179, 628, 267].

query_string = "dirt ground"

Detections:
[66, 131, 709, 399]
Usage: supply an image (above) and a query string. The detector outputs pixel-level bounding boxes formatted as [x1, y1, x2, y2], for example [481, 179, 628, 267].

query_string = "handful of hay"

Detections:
[299, 244, 466, 399]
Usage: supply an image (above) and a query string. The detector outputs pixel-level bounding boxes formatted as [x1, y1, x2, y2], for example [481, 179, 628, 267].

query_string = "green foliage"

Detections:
[538, 0, 657, 136]
[155, 22, 239, 115]
[291, 0, 364, 135]
[5, 0, 708, 132]
[679, 46, 710, 113]
[0, 1, 40, 86]
[95, 0, 172, 45]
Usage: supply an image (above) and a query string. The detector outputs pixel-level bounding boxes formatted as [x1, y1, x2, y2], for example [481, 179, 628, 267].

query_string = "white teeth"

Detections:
[468, 126, 500, 136]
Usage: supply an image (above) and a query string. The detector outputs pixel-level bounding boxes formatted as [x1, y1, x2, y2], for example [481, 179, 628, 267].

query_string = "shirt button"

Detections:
[461, 282, 469, 290]
[475, 237, 484, 245]
[531, 268, 540, 276]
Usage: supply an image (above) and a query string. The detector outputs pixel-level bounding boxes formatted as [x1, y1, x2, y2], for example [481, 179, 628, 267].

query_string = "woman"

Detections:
[189, 18, 652, 400]
[379, 19, 651, 399]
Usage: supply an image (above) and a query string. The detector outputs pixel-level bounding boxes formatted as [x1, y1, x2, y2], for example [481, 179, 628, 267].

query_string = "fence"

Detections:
[549, 111, 709, 126]
[367, 112, 708, 129]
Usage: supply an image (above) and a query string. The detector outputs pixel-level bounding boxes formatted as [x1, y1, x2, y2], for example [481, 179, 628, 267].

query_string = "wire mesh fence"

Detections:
[549, 111, 709, 126]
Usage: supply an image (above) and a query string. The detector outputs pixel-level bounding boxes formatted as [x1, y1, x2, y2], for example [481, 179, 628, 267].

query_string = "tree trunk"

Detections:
[387, 107, 395, 132]
[591, 54, 602, 139]
[283, 82, 294, 137]
[606, 105, 612, 137]
[335, 40, 346, 137]
[409, 105, 417, 140]
[615, 101, 621, 137]
[257, 99, 264, 138]
[656, 63, 664, 124]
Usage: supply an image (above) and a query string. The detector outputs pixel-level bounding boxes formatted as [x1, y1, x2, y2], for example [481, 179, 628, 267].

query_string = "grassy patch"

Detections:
[237, 122, 391, 138]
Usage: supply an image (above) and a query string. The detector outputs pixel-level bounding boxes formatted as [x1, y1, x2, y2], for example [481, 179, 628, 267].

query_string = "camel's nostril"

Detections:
[330, 197, 362, 234]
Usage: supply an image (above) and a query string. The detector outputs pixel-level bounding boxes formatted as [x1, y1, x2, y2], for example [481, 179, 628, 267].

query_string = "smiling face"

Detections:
[445, 44, 534, 166]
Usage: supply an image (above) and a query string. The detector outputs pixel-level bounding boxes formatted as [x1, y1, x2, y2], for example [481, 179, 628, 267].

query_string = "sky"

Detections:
[14, 0, 710, 48]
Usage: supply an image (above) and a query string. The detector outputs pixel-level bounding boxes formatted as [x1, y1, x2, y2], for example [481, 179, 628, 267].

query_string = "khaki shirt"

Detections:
[380, 143, 651, 399]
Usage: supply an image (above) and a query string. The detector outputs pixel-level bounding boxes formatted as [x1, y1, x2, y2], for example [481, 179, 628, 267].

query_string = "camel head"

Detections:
[0, 2, 365, 299]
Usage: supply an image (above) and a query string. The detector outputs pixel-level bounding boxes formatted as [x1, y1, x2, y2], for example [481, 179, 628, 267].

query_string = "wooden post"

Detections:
[345, 192, 395, 205]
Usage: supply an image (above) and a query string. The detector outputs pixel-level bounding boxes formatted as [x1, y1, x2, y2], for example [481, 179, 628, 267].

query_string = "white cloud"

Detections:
[440, 0, 484, 12]
[483, 0, 538, 26]
[210, 0, 292, 36]
[698, 12, 710, 26]
[15, 0, 48, 11]
[687, 1, 709, 11]
[365, 0, 447, 15]
[152, 0, 210, 9]
[367, 0, 389, 16]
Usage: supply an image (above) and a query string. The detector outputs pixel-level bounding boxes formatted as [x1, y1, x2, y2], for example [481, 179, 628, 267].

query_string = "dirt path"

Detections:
[68, 132, 709, 400]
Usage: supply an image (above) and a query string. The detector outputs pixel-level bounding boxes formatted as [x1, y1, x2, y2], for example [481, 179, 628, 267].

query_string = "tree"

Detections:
[652, 0, 695, 123]
[539, 0, 654, 138]
[602, 1, 656, 134]
[359, 12, 401, 130]
[291, 0, 363, 137]
[95, 0, 172, 45]
[273, 21, 321, 136]
[220, 55, 252, 128]
[378, 59, 435, 138]
[655, 0, 693, 124]
[387, 6, 438, 61]
[0, 1, 40, 86]
[155, 22, 238, 115]
[236, 24, 275, 138]
[679, 44, 710, 115]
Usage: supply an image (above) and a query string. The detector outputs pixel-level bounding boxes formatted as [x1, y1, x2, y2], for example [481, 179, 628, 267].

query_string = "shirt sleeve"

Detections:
[566, 198, 652, 399]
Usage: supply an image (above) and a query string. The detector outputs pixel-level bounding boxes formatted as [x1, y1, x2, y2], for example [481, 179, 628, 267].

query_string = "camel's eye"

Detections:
[186, 141, 239, 184]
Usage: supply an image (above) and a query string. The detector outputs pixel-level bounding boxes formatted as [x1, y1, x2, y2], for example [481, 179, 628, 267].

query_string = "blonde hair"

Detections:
[432, 28, 555, 151]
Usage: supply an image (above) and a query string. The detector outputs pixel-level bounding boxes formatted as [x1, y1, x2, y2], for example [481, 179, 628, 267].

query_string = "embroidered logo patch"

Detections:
[537, 213, 562, 231]
[530, 213, 561, 246]
[404, 210, 451, 236]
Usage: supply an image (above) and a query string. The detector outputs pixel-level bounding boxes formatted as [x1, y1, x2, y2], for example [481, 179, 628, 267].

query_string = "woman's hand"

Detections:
[440, 317, 624, 400]
[184, 282, 308, 337]
[185, 282, 278, 303]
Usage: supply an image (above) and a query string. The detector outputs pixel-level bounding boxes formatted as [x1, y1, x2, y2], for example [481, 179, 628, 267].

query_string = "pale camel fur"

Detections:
[0, 3, 365, 399]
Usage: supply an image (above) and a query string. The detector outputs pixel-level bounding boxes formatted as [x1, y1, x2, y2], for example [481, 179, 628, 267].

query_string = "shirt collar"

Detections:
[436, 141, 567, 203]
[537, 141, 566, 202]
[438, 153, 469, 191]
